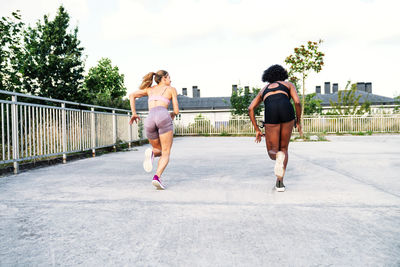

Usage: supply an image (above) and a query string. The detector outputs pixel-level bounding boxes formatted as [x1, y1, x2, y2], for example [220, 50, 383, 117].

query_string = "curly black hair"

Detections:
[261, 64, 288, 83]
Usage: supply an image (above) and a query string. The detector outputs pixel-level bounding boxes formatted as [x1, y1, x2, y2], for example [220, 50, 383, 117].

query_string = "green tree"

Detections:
[303, 93, 322, 115]
[393, 95, 400, 113]
[0, 10, 25, 93]
[285, 40, 325, 126]
[230, 86, 262, 116]
[21, 5, 85, 102]
[287, 71, 301, 93]
[329, 81, 371, 115]
[82, 58, 128, 109]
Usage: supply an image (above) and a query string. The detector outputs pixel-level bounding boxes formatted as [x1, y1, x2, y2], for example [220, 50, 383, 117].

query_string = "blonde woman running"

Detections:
[129, 70, 179, 190]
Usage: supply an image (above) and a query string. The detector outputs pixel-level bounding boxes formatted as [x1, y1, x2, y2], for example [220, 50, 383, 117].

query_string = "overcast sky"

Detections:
[2, 0, 400, 98]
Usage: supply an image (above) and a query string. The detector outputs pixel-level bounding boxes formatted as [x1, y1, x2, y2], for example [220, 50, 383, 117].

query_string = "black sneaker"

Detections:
[275, 179, 286, 192]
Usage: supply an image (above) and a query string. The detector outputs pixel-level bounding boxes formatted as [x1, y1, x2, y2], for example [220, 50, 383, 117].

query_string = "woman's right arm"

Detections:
[288, 82, 303, 135]
[128, 89, 147, 124]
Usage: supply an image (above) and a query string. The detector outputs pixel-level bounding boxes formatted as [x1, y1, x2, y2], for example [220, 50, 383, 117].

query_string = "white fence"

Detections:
[173, 115, 400, 136]
[303, 115, 400, 133]
[0, 90, 143, 174]
[2, 89, 399, 175]
[174, 116, 260, 135]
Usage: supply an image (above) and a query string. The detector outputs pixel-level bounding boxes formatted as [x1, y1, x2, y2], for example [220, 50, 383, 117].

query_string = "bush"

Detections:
[187, 114, 213, 135]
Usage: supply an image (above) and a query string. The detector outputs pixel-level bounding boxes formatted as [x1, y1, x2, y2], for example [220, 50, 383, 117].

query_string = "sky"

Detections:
[1, 0, 400, 98]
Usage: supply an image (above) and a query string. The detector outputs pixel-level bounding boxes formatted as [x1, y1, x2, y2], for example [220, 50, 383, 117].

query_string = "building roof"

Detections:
[135, 90, 396, 111]
[135, 95, 232, 111]
[314, 90, 396, 106]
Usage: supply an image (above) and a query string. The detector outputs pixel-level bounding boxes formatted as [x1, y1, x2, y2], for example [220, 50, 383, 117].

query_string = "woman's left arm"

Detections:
[288, 82, 303, 136]
[170, 87, 179, 119]
[248, 91, 263, 143]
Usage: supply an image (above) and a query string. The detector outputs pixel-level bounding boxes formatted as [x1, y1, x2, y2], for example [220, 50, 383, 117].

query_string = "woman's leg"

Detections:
[279, 120, 295, 175]
[148, 138, 162, 157]
[155, 130, 173, 177]
[144, 113, 162, 157]
[265, 123, 281, 160]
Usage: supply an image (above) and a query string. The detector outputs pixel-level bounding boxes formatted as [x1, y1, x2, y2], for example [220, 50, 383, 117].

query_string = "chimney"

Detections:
[192, 86, 198, 98]
[182, 88, 187, 96]
[316, 85, 321, 94]
[357, 82, 366, 92]
[197, 89, 201, 98]
[232, 84, 238, 94]
[332, 83, 338, 93]
[365, 82, 372, 93]
[324, 82, 331, 94]
[244, 86, 250, 92]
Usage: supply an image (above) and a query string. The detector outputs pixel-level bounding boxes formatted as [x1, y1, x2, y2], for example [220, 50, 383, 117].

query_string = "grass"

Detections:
[219, 131, 231, 136]
[351, 131, 366, 136]
[349, 131, 373, 136]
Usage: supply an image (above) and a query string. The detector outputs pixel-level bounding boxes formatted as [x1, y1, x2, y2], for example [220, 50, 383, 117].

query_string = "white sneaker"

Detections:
[274, 151, 285, 178]
[143, 148, 153, 173]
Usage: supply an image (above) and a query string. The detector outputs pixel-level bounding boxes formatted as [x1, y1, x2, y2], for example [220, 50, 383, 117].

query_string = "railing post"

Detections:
[350, 116, 353, 133]
[112, 109, 117, 152]
[128, 112, 132, 149]
[80, 109, 83, 151]
[336, 116, 338, 133]
[91, 108, 96, 157]
[11, 95, 19, 174]
[142, 119, 146, 139]
[61, 103, 67, 164]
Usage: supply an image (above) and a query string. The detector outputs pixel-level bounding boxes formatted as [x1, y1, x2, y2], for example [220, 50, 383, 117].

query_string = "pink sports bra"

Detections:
[148, 86, 170, 105]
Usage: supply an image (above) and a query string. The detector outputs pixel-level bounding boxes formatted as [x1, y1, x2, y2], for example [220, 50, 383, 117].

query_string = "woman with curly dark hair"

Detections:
[248, 64, 302, 192]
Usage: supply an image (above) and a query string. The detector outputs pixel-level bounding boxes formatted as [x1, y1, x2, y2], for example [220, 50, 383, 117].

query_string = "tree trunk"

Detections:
[301, 74, 305, 137]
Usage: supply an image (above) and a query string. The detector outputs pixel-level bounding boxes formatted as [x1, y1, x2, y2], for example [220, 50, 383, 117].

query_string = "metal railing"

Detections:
[303, 115, 400, 133]
[173, 115, 400, 136]
[0, 90, 143, 174]
[174, 116, 260, 135]
[2, 89, 399, 175]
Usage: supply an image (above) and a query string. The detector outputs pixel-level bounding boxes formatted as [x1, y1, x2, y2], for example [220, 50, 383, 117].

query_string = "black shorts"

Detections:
[264, 94, 295, 124]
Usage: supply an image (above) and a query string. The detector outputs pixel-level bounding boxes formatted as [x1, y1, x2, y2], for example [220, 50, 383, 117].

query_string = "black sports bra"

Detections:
[262, 81, 291, 100]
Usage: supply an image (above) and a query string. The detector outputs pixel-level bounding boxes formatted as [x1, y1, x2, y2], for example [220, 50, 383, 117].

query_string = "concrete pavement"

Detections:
[0, 136, 399, 266]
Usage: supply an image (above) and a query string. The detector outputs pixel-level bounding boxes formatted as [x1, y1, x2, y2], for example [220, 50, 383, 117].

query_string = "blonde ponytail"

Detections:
[139, 72, 155, 89]
[139, 70, 169, 89]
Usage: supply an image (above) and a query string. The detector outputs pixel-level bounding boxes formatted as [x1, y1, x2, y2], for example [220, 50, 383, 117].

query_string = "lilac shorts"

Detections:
[144, 106, 173, 139]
